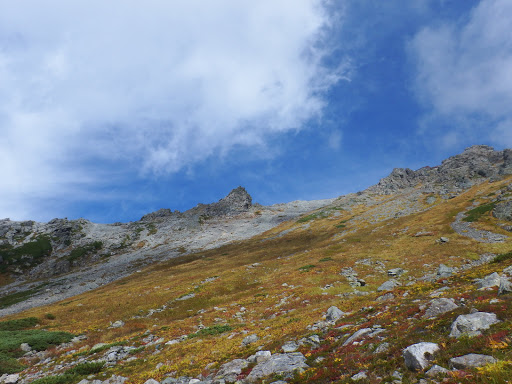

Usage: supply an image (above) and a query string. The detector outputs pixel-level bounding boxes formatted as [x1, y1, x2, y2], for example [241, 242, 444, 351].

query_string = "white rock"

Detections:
[423, 298, 458, 319]
[475, 272, 501, 289]
[402, 342, 439, 371]
[144, 379, 160, 384]
[449, 312, 500, 338]
[425, 364, 450, 377]
[450, 354, 497, 369]
[3, 374, 20, 384]
[325, 306, 345, 322]
[255, 350, 272, 363]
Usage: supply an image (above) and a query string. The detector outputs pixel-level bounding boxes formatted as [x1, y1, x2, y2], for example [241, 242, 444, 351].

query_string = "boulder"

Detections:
[246, 353, 308, 382]
[423, 298, 458, 319]
[402, 342, 440, 371]
[503, 265, 512, 276]
[437, 264, 454, 278]
[425, 364, 449, 377]
[3, 374, 20, 384]
[499, 276, 512, 295]
[343, 328, 372, 346]
[255, 350, 272, 363]
[325, 306, 345, 322]
[281, 341, 299, 353]
[449, 312, 500, 338]
[449, 354, 497, 369]
[143, 380, 159, 384]
[214, 359, 249, 383]
[492, 200, 512, 221]
[475, 272, 501, 289]
[373, 342, 390, 354]
[241, 334, 259, 346]
[377, 280, 400, 292]
[387, 268, 406, 277]
[20, 343, 32, 352]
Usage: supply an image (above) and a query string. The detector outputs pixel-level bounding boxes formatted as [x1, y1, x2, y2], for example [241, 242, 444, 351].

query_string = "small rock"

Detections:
[377, 280, 400, 292]
[188, 380, 201, 384]
[499, 276, 512, 295]
[449, 312, 500, 338]
[373, 342, 390, 354]
[387, 268, 405, 277]
[376, 293, 394, 301]
[281, 341, 299, 353]
[144, 380, 159, 384]
[325, 306, 345, 322]
[439, 237, 450, 243]
[90, 343, 108, 353]
[503, 266, 512, 276]
[241, 334, 259, 346]
[20, 343, 32, 352]
[343, 328, 372, 346]
[351, 371, 367, 381]
[475, 272, 501, 289]
[423, 298, 458, 319]
[449, 354, 497, 369]
[110, 320, 125, 328]
[214, 359, 248, 383]
[246, 353, 308, 382]
[402, 342, 439, 371]
[176, 293, 195, 301]
[425, 364, 450, 377]
[437, 264, 454, 278]
[3, 374, 20, 384]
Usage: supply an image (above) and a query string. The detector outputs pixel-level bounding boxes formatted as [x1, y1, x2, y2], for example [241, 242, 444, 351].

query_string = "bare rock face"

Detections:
[368, 145, 512, 195]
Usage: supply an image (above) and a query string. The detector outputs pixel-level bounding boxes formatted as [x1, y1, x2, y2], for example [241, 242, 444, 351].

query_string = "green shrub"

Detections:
[0, 317, 39, 331]
[68, 241, 103, 262]
[463, 202, 496, 222]
[0, 235, 52, 272]
[45, 313, 56, 320]
[493, 252, 512, 263]
[67, 361, 104, 375]
[319, 257, 333, 262]
[29, 374, 76, 384]
[0, 352, 26, 374]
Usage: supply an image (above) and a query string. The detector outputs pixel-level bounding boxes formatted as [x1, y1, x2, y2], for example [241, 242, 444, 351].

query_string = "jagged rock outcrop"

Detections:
[368, 145, 512, 195]
[190, 187, 252, 218]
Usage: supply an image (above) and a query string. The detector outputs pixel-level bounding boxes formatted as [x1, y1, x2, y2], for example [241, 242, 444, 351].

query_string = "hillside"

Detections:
[1, 145, 512, 384]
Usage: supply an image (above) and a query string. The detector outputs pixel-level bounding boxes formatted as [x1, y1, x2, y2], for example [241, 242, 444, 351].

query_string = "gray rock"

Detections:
[503, 265, 512, 276]
[269, 381, 287, 384]
[144, 380, 160, 384]
[449, 312, 500, 338]
[387, 268, 405, 277]
[3, 374, 20, 384]
[110, 320, 125, 328]
[423, 298, 459, 319]
[449, 354, 497, 369]
[475, 272, 501, 289]
[241, 334, 259, 347]
[437, 264, 454, 278]
[281, 341, 299, 353]
[377, 280, 400, 292]
[246, 353, 308, 382]
[90, 343, 108, 353]
[376, 293, 394, 301]
[255, 350, 272, 363]
[343, 328, 372, 346]
[351, 371, 367, 381]
[214, 359, 248, 383]
[325, 306, 345, 322]
[373, 342, 390, 354]
[493, 200, 512, 221]
[176, 293, 195, 301]
[425, 364, 449, 377]
[499, 276, 512, 295]
[402, 342, 440, 371]
[20, 343, 32, 352]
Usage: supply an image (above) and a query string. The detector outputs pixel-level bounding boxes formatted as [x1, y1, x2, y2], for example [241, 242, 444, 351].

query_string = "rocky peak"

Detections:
[368, 145, 512, 195]
[189, 186, 253, 218]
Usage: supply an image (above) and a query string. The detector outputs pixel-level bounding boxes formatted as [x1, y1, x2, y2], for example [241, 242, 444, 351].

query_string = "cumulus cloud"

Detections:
[409, 0, 512, 147]
[0, 0, 346, 220]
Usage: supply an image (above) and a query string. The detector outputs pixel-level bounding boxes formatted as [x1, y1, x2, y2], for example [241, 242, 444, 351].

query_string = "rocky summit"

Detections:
[1, 145, 512, 384]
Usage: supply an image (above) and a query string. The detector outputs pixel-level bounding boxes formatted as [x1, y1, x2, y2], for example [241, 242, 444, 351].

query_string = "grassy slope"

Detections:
[2, 177, 512, 383]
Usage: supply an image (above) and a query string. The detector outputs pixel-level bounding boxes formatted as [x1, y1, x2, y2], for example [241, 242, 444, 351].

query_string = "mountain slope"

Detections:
[1, 146, 512, 384]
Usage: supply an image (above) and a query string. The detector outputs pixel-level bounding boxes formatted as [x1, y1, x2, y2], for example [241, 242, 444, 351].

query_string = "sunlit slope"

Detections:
[3, 177, 512, 383]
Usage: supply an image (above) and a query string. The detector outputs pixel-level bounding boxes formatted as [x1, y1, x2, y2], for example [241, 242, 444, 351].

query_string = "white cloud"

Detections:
[409, 0, 512, 147]
[0, 0, 346, 220]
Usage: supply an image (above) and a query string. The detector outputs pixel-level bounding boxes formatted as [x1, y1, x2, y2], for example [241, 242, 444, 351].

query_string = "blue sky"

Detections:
[1, 0, 511, 223]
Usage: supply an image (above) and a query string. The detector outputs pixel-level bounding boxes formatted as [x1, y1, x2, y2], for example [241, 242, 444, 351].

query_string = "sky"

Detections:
[1, 0, 511, 223]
